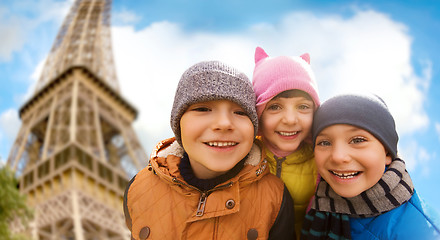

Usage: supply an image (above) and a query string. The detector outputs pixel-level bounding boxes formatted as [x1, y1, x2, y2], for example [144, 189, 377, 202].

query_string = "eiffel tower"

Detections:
[7, 0, 146, 239]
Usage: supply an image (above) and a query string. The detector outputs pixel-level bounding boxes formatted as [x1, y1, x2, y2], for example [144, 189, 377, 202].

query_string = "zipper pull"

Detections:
[196, 192, 207, 217]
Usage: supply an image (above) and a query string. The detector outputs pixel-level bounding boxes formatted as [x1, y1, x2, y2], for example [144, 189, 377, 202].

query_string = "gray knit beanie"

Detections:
[171, 61, 258, 146]
[312, 94, 398, 158]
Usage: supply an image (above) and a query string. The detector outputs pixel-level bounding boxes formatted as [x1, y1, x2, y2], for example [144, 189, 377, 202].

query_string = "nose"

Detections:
[213, 111, 234, 131]
[281, 109, 298, 125]
[330, 143, 351, 164]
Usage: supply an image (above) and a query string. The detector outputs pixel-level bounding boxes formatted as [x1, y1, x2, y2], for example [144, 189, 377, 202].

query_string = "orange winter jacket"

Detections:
[124, 138, 296, 240]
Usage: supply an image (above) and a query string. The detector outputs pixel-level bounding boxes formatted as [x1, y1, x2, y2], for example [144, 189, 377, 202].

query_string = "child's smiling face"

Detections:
[259, 90, 314, 156]
[314, 124, 392, 198]
[180, 100, 254, 179]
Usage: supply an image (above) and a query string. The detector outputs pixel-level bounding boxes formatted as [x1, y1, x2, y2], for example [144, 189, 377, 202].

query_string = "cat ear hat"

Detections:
[252, 47, 320, 118]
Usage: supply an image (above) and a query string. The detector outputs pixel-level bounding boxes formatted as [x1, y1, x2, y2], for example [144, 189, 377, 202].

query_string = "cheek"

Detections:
[240, 118, 255, 138]
[301, 114, 314, 129]
[365, 157, 387, 180]
[313, 150, 327, 171]
[180, 118, 191, 138]
[259, 114, 277, 132]
[180, 115, 200, 141]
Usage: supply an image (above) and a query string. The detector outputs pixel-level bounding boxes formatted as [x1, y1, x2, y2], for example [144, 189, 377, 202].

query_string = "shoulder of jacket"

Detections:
[406, 191, 440, 233]
[350, 192, 440, 238]
[248, 165, 284, 195]
[259, 171, 284, 187]
[155, 139, 184, 158]
[127, 168, 156, 197]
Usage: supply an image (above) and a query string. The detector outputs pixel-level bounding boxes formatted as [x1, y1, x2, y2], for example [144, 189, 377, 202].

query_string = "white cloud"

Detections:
[247, 10, 430, 135]
[0, 109, 20, 140]
[111, 9, 430, 153]
[0, 7, 25, 61]
[19, 58, 46, 104]
[398, 140, 432, 175]
[0, 109, 20, 159]
[0, 0, 71, 62]
[112, 22, 257, 150]
[5, 5, 428, 167]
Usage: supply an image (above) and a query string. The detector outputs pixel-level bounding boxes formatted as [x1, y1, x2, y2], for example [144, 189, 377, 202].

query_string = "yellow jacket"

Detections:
[260, 139, 317, 239]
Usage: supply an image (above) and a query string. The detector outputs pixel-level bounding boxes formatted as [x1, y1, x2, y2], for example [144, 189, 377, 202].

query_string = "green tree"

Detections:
[0, 165, 33, 240]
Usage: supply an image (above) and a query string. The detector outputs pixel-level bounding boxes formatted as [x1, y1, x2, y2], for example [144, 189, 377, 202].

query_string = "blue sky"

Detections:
[1, 0, 439, 214]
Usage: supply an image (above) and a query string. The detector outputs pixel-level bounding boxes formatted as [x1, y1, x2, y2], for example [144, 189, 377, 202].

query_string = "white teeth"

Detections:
[207, 142, 237, 147]
[331, 171, 359, 179]
[278, 131, 298, 136]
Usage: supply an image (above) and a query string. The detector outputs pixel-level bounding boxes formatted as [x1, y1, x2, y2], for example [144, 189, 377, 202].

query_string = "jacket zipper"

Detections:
[172, 178, 233, 217]
[274, 156, 286, 178]
[196, 192, 207, 216]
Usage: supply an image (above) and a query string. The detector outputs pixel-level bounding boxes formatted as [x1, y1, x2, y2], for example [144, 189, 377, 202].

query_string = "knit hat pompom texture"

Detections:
[312, 94, 399, 159]
[252, 47, 320, 118]
[171, 61, 258, 146]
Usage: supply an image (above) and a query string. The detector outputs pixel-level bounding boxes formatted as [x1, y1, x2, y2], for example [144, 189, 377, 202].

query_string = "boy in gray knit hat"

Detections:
[124, 61, 295, 240]
[301, 93, 440, 240]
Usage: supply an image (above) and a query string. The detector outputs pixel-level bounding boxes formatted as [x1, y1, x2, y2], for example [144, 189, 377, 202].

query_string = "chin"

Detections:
[276, 144, 298, 153]
[333, 189, 361, 199]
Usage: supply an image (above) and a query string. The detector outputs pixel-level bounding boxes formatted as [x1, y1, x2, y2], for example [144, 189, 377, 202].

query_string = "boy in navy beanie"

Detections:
[301, 93, 440, 240]
[124, 61, 295, 240]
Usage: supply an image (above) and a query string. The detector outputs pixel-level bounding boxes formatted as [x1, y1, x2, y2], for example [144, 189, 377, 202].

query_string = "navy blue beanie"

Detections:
[312, 94, 398, 158]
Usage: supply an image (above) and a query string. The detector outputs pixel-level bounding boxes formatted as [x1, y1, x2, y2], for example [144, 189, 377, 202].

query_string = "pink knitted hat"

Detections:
[252, 47, 320, 118]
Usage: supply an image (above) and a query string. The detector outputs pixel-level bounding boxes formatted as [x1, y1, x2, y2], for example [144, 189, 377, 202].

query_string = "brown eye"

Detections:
[350, 137, 367, 144]
[316, 140, 331, 146]
[298, 104, 310, 110]
[234, 110, 247, 116]
[267, 104, 281, 111]
[192, 107, 210, 112]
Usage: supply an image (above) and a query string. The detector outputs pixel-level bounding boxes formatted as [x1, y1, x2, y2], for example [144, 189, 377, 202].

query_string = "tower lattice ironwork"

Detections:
[7, 0, 146, 239]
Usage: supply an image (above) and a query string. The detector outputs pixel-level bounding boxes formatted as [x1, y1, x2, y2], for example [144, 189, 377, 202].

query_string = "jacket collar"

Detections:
[264, 142, 314, 165]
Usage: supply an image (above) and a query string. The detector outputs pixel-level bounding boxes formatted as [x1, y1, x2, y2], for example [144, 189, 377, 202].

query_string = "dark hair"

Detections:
[273, 89, 313, 101]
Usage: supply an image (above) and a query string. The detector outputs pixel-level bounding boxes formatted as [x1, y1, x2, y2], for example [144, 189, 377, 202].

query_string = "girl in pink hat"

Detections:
[252, 47, 320, 238]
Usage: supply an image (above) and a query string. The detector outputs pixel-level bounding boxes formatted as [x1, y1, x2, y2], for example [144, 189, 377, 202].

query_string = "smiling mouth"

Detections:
[277, 131, 299, 136]
[330, 171, 360, 179]
[205, 141, 238, 147]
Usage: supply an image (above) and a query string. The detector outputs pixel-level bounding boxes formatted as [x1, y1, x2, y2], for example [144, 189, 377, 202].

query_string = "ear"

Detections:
[300, 53, 310, 64]
[255, 47, 269, 64]
[385, 153, 392, 165]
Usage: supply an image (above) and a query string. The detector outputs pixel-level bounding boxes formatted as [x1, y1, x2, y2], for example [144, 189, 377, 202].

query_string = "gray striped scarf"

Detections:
[312, 158, 414, 217]
[301, 158, 414, 240]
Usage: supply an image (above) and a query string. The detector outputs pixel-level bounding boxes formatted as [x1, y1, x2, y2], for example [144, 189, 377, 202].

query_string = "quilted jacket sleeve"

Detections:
[268, 185, 296, 240]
